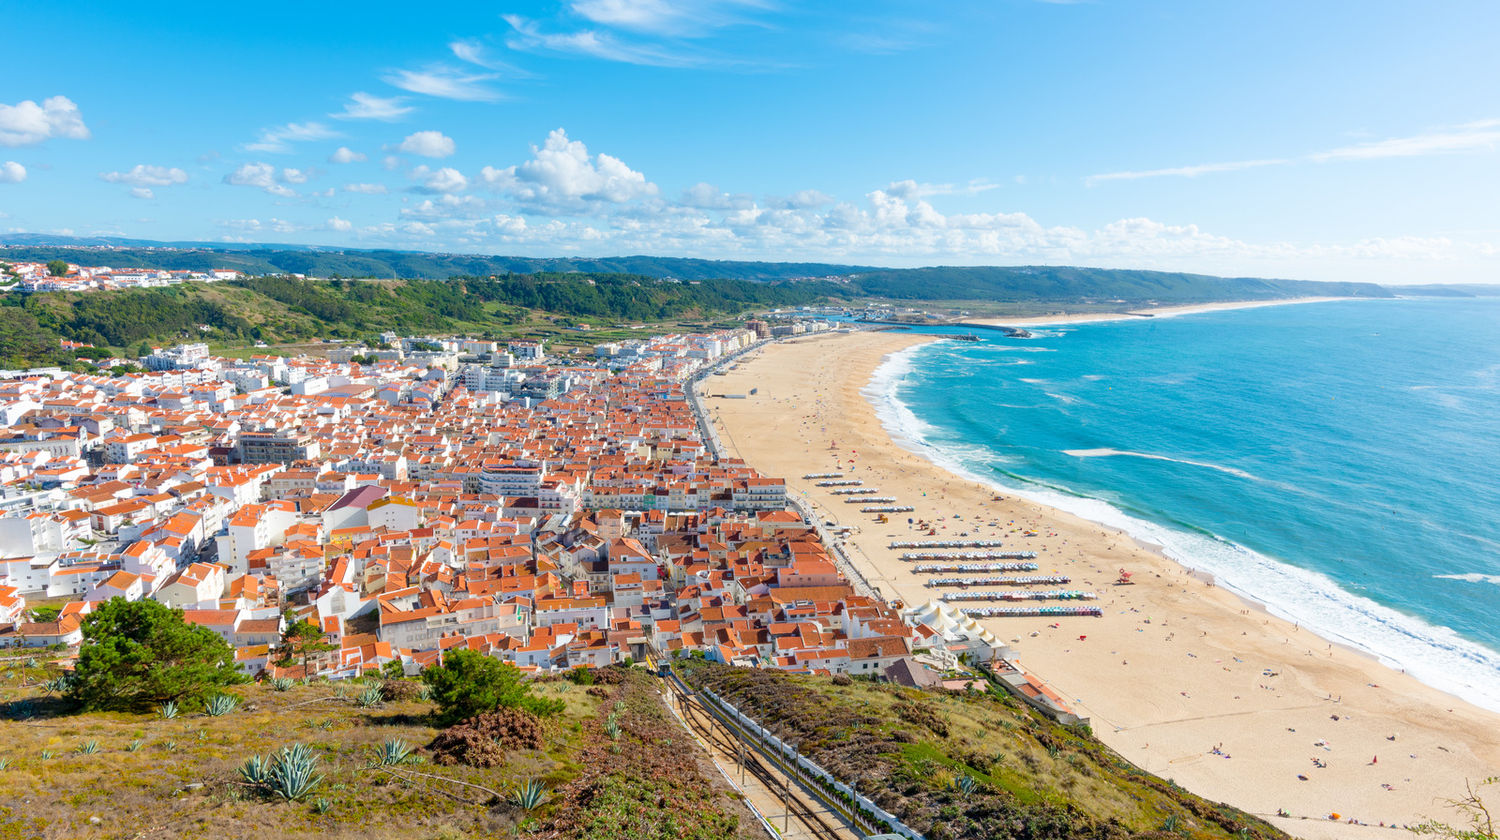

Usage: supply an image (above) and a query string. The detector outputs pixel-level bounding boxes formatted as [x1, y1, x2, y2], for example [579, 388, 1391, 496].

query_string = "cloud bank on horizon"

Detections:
[2, 0, 1499, 284]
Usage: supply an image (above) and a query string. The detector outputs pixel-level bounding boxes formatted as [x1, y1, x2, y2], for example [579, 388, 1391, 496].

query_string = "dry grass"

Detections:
[0, 666, 594, 840]
[0, 661, 768, 840]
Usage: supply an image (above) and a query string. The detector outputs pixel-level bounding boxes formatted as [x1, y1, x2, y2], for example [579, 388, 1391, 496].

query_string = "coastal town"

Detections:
[0, 320, 1039, 700]
[0, 257, 245, 292]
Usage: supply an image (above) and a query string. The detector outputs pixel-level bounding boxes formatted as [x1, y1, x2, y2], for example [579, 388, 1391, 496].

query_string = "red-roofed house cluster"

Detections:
[0, 323, 919, 682]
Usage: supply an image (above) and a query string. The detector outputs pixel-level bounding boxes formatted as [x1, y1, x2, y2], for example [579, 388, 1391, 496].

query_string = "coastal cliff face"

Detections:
[681, 661, 1289, 840]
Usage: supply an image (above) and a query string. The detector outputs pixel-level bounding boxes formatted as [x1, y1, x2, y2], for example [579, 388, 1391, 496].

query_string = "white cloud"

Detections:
[218, 217, 300, 235]
[503, 15, 699, 67]
[411, 165, 468, 193]
[100, 164, 189, 188]
[332, 92, 413, 121]
[0, 161, 26, 183]
[343, 182, 388, 194]
[1086, 159, 1288, 186]
[383, 66, 501, 102]
[448, 39, 530, 75]
[327, 216, 353, 232]
[480, 128, 656, 210]
[1089, 118, 1500, 185]
[223, 162, 304, 197]
[885, 178, 1001, 198]
[568, 0, 765, 36]
[244, 121, 339, 153]
[679, 182, 753, 210]
[402, 194, 487, 219]
[129, 187, 154, 199]
[1311, 119, 1500, 162]
[329, 146, 366, 164]
[393, 130, 456, 158]
[0, 96, 90, 147]
[772, 189, 834, 209]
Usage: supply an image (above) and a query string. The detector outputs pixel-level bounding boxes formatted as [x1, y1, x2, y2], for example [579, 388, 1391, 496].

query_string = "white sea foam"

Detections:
[1063, 447, 1260, 481]
[866, 344, 1500, 714]
[1435, 573, 1500, 586]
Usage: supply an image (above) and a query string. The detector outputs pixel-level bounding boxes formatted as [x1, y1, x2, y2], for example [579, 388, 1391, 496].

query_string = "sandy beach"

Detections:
[976, 296, 1354, 327]
[704, 324, 1500, 839]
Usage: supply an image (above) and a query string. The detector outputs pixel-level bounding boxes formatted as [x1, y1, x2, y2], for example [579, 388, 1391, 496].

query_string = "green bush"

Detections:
[419, 649, 563, 726]
[68, 598, 244, 712]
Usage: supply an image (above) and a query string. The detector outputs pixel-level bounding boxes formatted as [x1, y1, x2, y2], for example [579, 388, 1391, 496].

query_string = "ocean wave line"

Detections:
[1062, 447, 1260, 481]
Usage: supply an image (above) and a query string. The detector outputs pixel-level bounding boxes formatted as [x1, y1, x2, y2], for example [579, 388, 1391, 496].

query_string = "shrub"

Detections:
[68, 598, 243, 712]
[379, 679, 423, 703]
[420, 649, 563, 726]
[428, 708, 546, 767]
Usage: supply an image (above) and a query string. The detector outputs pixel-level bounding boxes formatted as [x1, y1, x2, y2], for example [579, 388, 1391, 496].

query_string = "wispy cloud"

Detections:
[448, 39, 533, 76]
[244, 121, 339, 153]
[1310, 119, 1500, 162]
[383, 66, 502, 102]
[1086, 158, 1288, 186]
[568, 0, 772, 36]
[1088, 119, 1500, 185]
[503, 15, 703, 67]
[331, 92, 413, 121]
[885, 178, 1002, 198]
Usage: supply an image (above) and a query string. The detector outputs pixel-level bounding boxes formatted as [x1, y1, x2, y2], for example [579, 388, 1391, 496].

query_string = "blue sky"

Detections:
[2, 0, 1498, 283]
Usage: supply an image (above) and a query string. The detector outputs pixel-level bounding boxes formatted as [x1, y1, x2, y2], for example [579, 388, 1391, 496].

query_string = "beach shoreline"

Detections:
[704, 327, 1500, 840]
[973, 296, 1355, 327]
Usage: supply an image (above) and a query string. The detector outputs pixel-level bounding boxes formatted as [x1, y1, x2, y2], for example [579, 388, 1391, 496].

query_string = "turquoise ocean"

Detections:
[866, 297, 1500, 712]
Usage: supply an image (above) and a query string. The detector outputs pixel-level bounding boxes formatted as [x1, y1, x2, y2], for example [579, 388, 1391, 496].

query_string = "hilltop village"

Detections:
[0, 322, 938, 681]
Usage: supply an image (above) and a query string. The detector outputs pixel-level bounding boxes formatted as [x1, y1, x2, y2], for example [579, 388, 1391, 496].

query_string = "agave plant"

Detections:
[372, 739, 412, 767]
[204, 694, 240, 717]
[603, 717, 621, 740]
[355, 686, 384, 708]
[157, 701, 179, 720]
[954, 774, 978, 797]
[270, 677, 295, 692]
[311, 797, 333, 815]
[162, 741, 178, 752]
[266, 743, 324, 801]
[24, 657, 37, 669]
[42, 676, 71, 695]
[416, 684, 433, 702]
[508, 779, 548, 811]
[239, 754, 272, 786]
[39, 749, 56, 760]
[76, 740, 100, 755]
[126, 739, 144, 753]
[0, 757, 10, 770]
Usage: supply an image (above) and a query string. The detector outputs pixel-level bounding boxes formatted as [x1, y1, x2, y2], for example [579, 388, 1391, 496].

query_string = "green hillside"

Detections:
[0, 273, 839, 369]
[681, 661, 1289, 840]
